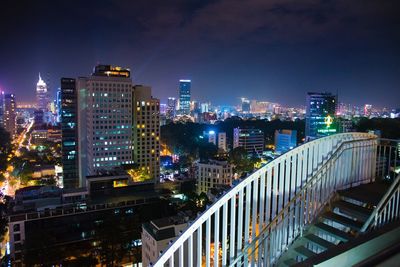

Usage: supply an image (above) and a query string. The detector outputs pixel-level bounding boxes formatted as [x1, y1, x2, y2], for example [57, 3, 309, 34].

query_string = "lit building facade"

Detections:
[166, 97, 176, 120]
[274, 129, 297, 154]
[233, 127, 264, 156]
[36, 73, 49, 111]
[178, 80, 191, 115]
[204, 130, 217, 145]
[196, 159, 234, 194]
[364, 104, 372, 117]
[56, 88, 61, 122]
[3, 93, 16, 137]
[0, 91, 4, 127]
[241, 98, 250, 113]
[305, 92, 337, 140]
[133, 85, 160, 183]
[142, 214, 194, 267]
[218, 132, 227, 151]
[61, 78, 80, 189]
[77, 65, 134, 178]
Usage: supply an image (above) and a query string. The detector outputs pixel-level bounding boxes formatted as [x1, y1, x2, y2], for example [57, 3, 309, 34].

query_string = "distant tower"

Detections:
[36, 73, 49, 111]
[3, 93, 16, 137]
[241, 98, 250, 113]
[56, 88, 62, 122]
[305, 92, 337, 140]
[0, 91, 4, 127]
[166, 97, 177, 119]
[178, 80, 191, 115]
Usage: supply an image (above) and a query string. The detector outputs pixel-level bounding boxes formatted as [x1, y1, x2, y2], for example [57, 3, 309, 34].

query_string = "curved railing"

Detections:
[361, 139, 400, 232]
[153, 133, 377, 267]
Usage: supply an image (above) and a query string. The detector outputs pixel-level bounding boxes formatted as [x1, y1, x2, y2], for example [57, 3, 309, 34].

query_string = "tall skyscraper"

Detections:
[0, 91, 4, 127]
[61, 65, 162, 187]
[241, 98, 250, 113]
[305, 92, 337, 140]
[133, 85, 160, 183]
[56, 88, 62, 122]
[178, 80, 191, 115]
[60, 78, 80, 189]
[36, 73, 49, 111]
[364, 104, 372, 117]
[166, 97, 176, 120]
[201, 102, 209, 113]
[3, 94, 16, 137]
[77, 65, 134, 178]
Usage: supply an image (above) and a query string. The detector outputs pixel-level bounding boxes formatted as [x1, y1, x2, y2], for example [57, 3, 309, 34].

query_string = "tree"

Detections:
[355, 118, 400, 139]
[198, 140, 218, 161]
[0, 126, 11, 171]
[94, 214, 140, 266]
[229, 147, 254, 174]
[126, 164, 151, 183]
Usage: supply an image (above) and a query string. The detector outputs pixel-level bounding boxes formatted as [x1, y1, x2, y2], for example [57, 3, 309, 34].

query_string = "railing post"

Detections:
[214, 209, 219, 267]
[222, 202, 228, 266]
[230, 196, 236, 265]
[197, 224, 202, 267]
[206, 217, 211, 267]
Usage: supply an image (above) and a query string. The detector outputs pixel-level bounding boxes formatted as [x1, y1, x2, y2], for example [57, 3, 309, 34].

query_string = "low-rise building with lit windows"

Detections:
[196, 159, 234, 194]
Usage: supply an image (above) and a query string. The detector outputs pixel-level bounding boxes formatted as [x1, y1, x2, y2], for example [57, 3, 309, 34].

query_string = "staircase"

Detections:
[278, 181, 390, 266]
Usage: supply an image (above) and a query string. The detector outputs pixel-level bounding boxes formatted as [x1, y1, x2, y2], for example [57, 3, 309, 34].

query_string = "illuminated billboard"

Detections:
[317, 115, 337, 135]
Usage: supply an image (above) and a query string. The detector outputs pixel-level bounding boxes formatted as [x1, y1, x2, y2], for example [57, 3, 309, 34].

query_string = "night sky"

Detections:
[1, 0, 399, 107]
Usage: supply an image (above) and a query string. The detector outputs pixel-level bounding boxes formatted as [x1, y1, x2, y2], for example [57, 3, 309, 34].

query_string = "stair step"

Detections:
[304, 234, 334, 249]
[283, 258, 298, 266]
[294, 246, 317, 259]
[322, 211, 363, 230]
[333, 200, 372, 222]
[337, 182, 389, 206]
[314, 222, 352, 242]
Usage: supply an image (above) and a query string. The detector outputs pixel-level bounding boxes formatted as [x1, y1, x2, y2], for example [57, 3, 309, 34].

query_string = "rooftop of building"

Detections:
[92, 64, 131, 78]
[143, 211, 194, 241]
[197, 158, 232, 166]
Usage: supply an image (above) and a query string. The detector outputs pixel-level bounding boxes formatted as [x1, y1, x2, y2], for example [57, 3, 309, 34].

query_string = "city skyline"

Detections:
[1, 0, 400, 107]
[4, 74, 400, 110]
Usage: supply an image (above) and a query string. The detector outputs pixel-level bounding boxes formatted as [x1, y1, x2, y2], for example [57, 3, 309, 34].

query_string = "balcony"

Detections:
[152, 133, 400, 267]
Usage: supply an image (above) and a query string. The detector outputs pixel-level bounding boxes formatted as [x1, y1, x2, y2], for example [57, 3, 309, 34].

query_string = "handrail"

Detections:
[235, 138, 377, 263]
[153, 133, 377, 267]
[361, 173, 400, 232]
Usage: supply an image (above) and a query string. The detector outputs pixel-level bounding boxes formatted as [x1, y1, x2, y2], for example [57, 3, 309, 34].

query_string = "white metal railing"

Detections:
[153, 133, 378, 267]
[360, 173, 400, 232]
[361, 140, 400, 232]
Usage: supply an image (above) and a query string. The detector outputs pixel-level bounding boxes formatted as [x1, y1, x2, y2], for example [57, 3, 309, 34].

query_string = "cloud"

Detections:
[149, 0, 400, 45]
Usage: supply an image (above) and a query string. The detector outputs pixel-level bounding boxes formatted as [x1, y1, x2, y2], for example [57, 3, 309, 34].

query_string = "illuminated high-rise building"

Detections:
[133, 85, 160, 183]
[201, 102, 209, 113]
[77, 65, 134, 178]
[364, 104, 372, 117]
[166, 97, 177, 119]
[241, 98, 250, 113]
[3, 93, 16, 137]
[36, 73, 49, 111]
[178, 80, 191, 115]
[60, 78, 80, 188]
[56, 88, 62, 122]
[0, 91, 4, 127]
[305, 92, 337, 140]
